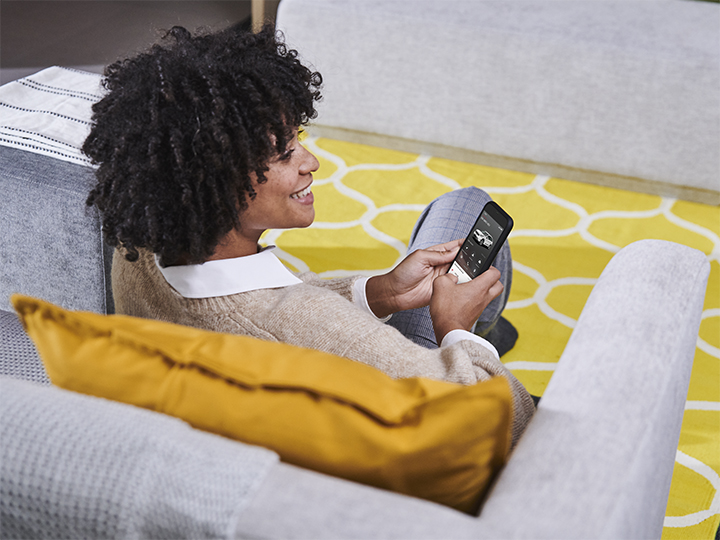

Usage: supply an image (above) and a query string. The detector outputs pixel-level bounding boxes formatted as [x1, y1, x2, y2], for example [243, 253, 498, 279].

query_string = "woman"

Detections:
[83, 24, 534, 443]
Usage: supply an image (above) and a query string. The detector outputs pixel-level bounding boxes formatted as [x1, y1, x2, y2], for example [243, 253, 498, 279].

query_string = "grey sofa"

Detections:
[279, 0, 720, 205]
[0, 2, 713, 538]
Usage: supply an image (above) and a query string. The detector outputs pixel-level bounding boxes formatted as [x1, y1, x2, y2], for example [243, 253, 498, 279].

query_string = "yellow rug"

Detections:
[262, 136, 720, 539]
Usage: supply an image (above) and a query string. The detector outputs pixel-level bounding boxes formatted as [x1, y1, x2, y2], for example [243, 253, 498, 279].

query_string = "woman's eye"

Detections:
[280, 148, 295, 161]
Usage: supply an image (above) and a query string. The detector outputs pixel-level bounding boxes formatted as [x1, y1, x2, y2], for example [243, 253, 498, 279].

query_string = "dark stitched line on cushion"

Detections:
[0, 137, 93, 164]
[0, 102, 90, 124]
[18, 79, 99, 102]
[25, 75, 102, 99]
[0, 126, 80, 149]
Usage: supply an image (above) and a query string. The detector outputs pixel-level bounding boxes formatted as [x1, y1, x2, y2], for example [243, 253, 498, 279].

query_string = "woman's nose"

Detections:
[300, 145, 320, 174]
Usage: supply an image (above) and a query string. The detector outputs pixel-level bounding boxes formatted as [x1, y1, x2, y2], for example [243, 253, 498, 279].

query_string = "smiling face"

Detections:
[237, 129, 320, 244]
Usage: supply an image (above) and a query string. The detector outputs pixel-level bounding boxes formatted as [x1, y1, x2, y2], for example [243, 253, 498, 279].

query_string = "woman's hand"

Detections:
[429, 267, 504, 344]
[366, 239, 462, 318]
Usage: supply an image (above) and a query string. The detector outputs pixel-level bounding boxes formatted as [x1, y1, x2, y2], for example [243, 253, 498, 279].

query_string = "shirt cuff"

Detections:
[353, 277, 392, 323]
[441, 329, 500, 360]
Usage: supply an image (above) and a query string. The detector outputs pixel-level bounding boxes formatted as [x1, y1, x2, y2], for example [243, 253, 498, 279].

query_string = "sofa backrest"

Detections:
[276, 0, 720, 204]
[0, 145, 114, 314]
[0, 67, 113, 314]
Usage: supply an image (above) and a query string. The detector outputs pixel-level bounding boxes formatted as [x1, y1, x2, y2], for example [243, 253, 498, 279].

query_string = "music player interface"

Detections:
[448, 210, 505, 284]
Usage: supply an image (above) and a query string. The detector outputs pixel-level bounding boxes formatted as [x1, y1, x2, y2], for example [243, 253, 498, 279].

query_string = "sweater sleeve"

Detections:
[225, 284, 534, 446]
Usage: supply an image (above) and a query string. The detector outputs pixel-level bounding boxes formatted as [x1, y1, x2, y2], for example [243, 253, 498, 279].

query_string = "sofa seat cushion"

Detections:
[14, 294, 514, 514]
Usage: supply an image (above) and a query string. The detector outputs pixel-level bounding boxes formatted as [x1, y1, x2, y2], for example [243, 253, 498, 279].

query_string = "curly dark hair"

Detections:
[83, 24, 322, 265]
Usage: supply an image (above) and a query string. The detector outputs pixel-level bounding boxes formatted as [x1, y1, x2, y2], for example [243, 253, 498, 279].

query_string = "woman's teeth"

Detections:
[291, 185, 312, 199]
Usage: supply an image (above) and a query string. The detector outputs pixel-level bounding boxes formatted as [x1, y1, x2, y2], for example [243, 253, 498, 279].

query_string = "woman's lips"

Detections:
[290, 184, 313, 201]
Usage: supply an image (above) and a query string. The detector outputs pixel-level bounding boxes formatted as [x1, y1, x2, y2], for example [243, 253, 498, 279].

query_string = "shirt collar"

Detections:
[156, 246, 302, 299]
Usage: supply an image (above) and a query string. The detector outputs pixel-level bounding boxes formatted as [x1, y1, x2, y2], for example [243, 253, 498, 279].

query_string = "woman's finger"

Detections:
[424, 238, 463, 253]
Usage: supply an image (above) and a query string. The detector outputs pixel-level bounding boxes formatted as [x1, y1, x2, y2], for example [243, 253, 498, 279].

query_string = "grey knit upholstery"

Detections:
[0, 68, 114, 315]
[0, 309, 48, 385]
[0, 144, 114, 315]
[0, 376, 278, 539]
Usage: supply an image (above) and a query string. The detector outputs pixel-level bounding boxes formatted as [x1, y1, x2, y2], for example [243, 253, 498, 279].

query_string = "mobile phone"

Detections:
[447, 201, 513, 284]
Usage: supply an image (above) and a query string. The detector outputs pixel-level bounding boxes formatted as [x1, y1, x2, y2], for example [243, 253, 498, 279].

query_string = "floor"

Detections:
[0, 1, 279, 85]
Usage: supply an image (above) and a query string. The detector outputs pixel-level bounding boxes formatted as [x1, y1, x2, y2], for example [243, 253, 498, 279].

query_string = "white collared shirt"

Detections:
[156, 247, 499, 359]
[157, 247, 302, 298]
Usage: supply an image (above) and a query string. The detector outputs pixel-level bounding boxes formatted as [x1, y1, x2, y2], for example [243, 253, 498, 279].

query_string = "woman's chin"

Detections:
[299, 215, 315, 228]
[292, 209, 315, 229]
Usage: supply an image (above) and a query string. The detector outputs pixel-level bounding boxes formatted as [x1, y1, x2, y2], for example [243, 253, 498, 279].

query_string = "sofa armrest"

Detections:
[232, 240, 709, 539]
[477, 239, 709, 539]
[0, 377, 278, 539]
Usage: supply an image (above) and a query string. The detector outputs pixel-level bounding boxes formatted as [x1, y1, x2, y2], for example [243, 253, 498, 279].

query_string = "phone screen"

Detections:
[448, 202, 512, 284]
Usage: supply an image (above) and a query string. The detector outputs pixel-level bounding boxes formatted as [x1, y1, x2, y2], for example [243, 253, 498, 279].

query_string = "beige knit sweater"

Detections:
[113, 249, 535, 446]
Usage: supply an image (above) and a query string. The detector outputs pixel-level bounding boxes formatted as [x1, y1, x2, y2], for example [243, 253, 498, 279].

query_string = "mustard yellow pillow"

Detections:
[13, 294, 513, 514]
